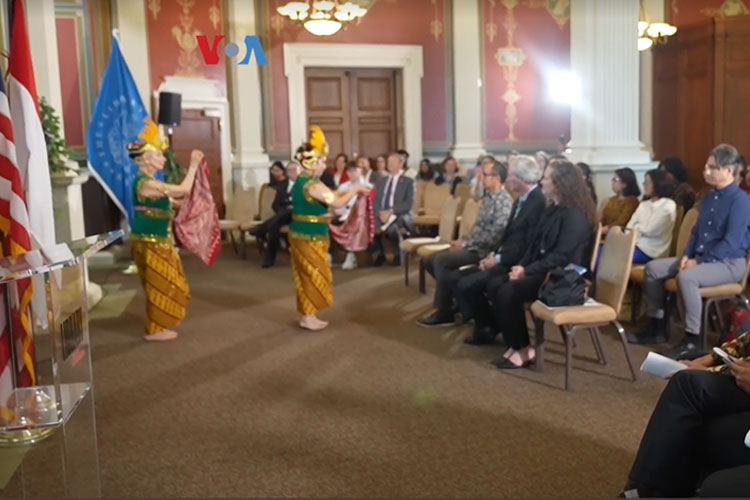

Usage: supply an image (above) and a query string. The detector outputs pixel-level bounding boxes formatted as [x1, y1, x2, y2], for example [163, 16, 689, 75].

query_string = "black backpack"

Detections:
[538, 267, 587, 307]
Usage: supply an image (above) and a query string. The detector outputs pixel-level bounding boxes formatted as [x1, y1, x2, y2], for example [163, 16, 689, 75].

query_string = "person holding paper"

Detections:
[126, 119, 202, 342]
[634, 144, 750, 360]
[621, 331, 750, 497]
[371, 152, 414, 267]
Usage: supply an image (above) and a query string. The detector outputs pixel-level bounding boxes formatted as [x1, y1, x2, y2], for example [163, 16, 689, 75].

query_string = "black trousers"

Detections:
[629, 370, 750, 497]
[373, 215, 412, 258]
[455, 265, 508, 328]
[700, 465, 750, 497]
[255, 209, 291, 264]
[423, 249, 479, 315]
[490, 274, 546, 350]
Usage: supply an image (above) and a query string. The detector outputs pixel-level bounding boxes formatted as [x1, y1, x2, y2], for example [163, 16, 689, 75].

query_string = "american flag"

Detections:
[0, 0, 40, 412]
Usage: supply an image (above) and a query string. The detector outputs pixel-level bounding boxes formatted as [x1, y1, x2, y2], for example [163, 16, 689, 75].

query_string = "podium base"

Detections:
[0, 424, 56, 447]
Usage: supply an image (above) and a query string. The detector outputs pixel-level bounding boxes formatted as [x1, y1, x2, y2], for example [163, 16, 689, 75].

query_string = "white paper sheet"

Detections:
[639, 351, 688, 379]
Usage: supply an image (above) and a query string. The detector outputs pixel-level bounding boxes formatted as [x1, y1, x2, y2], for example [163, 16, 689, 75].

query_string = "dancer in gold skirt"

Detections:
[291, 126, 370, 331]
[126, 119, 204, 341]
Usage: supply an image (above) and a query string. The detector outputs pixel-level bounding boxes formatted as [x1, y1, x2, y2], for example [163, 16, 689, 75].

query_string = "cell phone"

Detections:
[713, 347, 738, 364]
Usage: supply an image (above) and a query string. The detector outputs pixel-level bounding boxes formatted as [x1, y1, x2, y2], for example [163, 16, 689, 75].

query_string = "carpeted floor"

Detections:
[8, 245, 672, 497]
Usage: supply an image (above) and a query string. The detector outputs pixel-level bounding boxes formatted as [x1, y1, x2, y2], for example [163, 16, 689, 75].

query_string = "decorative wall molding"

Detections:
[283, 43, 424, 158]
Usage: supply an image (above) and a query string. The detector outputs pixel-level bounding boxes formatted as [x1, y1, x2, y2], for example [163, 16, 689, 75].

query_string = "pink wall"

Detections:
[262, 0, 451, 151]
[55, 17, 84, 148]
[481, 0, 570, 147]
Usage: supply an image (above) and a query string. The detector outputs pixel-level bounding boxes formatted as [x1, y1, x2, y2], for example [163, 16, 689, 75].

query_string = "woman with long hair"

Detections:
[268, 161, 286, 187]
[127, 119, 202, 341]
[576, 161, 598, 205]
[435, 156, 464, 195]
[625, 169, 677, 263]
[490, 160, 596, 369]
[417, 158, 435, 181]
[290, 127, 370, 331]
[330, 153, 349, 187]
[600, 167, 641, 237]
[659, 156, 696, 211]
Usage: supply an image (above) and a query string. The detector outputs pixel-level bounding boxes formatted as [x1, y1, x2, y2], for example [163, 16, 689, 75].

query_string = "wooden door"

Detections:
[169, 109, 225, 216]
[305, 68, 398, 166]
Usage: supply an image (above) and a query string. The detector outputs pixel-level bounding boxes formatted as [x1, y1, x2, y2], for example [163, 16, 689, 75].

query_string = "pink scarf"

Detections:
[329, 191, 374, 252]
[173, 158, 221, 265]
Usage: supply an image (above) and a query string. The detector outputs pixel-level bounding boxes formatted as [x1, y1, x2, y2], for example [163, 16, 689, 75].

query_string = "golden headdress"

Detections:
[295, 125, 329, 170]
[126, 119, 169, 158]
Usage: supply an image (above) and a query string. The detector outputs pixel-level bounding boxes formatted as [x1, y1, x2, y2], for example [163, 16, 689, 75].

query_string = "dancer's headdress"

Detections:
[294, 126, 329, 170]
[126, 119, 169, 158]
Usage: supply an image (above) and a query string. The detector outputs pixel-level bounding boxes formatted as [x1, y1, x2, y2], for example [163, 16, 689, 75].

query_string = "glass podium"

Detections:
[0, 230, 123, 498]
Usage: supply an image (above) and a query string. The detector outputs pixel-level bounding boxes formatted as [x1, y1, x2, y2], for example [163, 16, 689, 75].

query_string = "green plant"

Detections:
[39, 96, 76, 174]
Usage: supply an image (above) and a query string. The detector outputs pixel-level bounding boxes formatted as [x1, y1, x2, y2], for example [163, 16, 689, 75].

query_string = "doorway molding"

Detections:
[283, 43, 423, 160]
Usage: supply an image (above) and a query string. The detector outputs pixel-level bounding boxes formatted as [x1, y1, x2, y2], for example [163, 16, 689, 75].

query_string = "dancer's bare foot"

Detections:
[299, 315, 329, 331]
[144, 329, 178, 341]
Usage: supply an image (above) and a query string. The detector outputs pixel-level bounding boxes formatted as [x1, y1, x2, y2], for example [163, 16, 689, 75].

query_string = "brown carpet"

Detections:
[8, 245, 671, 497]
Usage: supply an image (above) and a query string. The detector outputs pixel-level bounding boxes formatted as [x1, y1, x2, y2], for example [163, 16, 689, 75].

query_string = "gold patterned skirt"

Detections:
[289, 235, 332, 315]
[131, 240, 191, 335]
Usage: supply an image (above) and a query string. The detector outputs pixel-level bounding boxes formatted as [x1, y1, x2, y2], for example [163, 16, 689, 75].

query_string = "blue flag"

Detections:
[86, 35, 148, 225]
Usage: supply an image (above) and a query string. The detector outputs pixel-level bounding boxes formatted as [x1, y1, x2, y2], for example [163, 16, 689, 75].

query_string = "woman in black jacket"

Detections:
[435, 156, 463, 195]
[490, 160, 597, 369]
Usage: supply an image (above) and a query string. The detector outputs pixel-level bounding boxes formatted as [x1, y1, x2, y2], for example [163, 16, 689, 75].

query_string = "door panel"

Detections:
[306, 69, 351, 169]
[170, 109, 224, 217]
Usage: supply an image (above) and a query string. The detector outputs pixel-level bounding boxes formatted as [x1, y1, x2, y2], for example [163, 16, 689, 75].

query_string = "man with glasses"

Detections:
[417, 158, 513, 327]
[637, 143, 750, 360]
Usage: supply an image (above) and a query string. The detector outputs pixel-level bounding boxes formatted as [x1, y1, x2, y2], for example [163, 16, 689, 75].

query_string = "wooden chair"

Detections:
[530, 227, 638, 390]
[413, 182, 451, 227]
[218, 185, 256, 258]
[630, 206, 693, 322]
[401, 197, 460, 287]
[589, 223, 603, 272]
[664, 248, 750, 349]
[415, 198, 480, 293]
[239, 183, 279, 259]
[415, 179, 430, 214]
[454, 183, 472, 213]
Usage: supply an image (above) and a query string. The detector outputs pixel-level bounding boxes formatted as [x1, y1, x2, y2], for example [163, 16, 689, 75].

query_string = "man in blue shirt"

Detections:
[632, 144, 750, 360]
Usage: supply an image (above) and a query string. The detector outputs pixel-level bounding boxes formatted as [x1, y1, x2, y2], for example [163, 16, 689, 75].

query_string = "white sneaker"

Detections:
[342, 252, 358, 270]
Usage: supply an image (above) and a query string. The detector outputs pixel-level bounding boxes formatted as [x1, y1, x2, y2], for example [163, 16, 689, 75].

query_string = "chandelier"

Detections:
[277, 1, 371, 37]
[638, 0, 677, 51]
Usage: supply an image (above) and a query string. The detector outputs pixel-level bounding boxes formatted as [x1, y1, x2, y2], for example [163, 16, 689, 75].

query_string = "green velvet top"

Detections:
[289, 173, 329, 240]
[131, 172, 173, 243]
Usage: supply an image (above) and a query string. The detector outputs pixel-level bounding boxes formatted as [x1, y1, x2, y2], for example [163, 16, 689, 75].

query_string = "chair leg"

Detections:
[229, 231, 238, 255]
[240, 231, 247, 260]
[702, 298, 712, 351]
[563, 326, 574, 391]
[613, 320, 638, 382]
[404, 251, 410, 286]
[631, 284, 642, 324]
[533, 318, 545, 372]
[419, 258, 426, 294]
[590, 327, 607, 365]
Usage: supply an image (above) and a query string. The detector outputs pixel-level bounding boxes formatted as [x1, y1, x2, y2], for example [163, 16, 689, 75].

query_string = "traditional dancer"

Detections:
[290, 126, 370, 331]
[126, 119, 204, 341]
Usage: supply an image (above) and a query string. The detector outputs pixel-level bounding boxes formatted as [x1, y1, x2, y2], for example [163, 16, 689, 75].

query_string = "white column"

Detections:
[568, 0, 654, 201]
[226, 0, 270, 190]
[450, 0, 484, 164]
[640, 0, 666, 155]
[24, 0, 63, 120]
[111, 0, 151, 110]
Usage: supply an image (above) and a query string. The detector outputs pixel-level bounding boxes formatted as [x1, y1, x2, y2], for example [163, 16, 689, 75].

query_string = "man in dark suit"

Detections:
[454, 155, 546, 344]
[371, 151, 414, 266]
[250, 161, 299, 268]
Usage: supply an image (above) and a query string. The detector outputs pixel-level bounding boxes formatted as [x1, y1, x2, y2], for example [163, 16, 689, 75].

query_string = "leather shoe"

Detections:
[416, 313, 455, 328]
[659, 335, 705, 361]
[463, 326, 496, 345]
[373, 254, 386, 267]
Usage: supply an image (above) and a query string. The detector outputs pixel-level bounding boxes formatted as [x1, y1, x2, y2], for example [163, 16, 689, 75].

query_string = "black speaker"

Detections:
[157, 92, 182, 126]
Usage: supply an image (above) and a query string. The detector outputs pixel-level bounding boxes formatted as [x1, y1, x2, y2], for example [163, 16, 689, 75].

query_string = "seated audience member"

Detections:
[457, 156, 546, 344]
[416, 159, 514, 327]
[268, 160, 286, 187]
[329, 162, 375, 270]
[619, 331, 750, 498]
[633, 144, 750, 359]
[534, 150, 549, 172]
[576, 161, 598, 205]
[737, 155, 750, 196]
[600, 167, 640, 237]
[357, 155, 376, 185]
[417, 158, 435, 181]
[659, 156, 696, 211]
[698, 465, 750, 498]
[329, 153, 349, 187]
[397, 149, 411, 173]
[250, 161, 300, 268]
[488, 160, 595, 369]
[469, 156, 499, 200]
[371, 152, 415, 266]
[372, 154, 388, 185]
[435, 156, 464, 195]
[624, 169, 676, 264]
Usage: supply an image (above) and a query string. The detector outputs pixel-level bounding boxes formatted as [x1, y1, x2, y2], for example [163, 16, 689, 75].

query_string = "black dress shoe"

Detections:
[627, 317, 668, 345]
[659, 335, 705, 360]
[416, 313, 455, 328]
[261, 259, 274, 268]
[463, 326, 496, 345]
[373, 254, 386, 267]
[391, 256, 401, 267]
